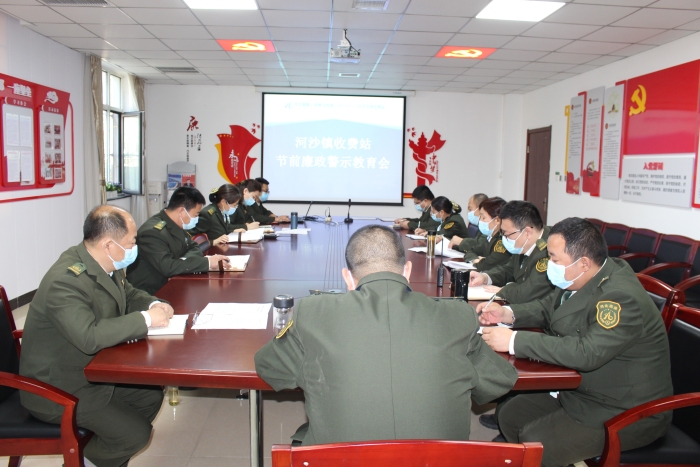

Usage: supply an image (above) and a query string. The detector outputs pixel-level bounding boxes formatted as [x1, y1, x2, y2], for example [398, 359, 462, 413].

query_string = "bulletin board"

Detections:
[0, 72, 73, 203]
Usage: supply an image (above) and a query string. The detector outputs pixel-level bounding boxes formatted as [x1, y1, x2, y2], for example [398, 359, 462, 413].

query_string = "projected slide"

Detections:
[262, 93, 405, 205]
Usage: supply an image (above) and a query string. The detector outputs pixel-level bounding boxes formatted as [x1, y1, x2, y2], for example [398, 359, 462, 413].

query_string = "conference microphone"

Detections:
[303, 200, 314, 221]
[344, 198, 353, 224]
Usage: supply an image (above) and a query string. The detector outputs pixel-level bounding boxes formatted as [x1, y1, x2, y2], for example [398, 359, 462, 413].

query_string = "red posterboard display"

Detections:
[0, 72, 73, 201]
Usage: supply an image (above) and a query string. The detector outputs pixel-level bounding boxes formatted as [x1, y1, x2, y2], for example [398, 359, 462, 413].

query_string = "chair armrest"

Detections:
[619, 252, 656, 261]
[676, 275, 700, 292]
[597, 392, 700, 467]
[640, 262, 692, 280]
[13, 329, 22, 339]
[607, 245, 627, 253]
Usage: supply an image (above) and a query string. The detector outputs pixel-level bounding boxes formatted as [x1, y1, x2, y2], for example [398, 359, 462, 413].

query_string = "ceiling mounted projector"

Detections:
[330, 29, 361, 63]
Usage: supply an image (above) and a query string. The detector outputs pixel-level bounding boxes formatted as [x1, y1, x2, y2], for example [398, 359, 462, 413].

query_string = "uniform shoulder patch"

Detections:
[494, 239, 506, 254]
[535, 257, 549, 272]
[154, 221, 166, 230]
[276, 319, 293, 339]
[444, 222, 454, 230]
[596, 301, 621, 329]
[67, 262, 86, 276]
[537, 238, 548, 251]
[208, 207, 216, 215]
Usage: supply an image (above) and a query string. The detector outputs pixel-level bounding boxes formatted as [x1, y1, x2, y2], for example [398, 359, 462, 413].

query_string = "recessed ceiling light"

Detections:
[435, 46, 496, 59]
[184, 0, 257, 10]
[476, 0, 564, 22]
[339, 73, 360, 77]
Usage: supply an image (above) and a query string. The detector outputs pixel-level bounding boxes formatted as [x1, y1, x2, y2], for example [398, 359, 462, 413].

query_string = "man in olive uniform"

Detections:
[20, 205, 174, 467]
[470, 201, 554, 304]
[255, 224, 518, 445]
[394, 185, 439, 231]
[246, 177, 290, 223]
[449, 193, 488, 260]
[127, 187, 231, 294]
[478, 218, 672, 467]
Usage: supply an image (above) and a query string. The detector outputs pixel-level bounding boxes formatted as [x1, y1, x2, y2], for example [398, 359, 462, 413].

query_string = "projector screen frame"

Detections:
[260, 92, 407, 207]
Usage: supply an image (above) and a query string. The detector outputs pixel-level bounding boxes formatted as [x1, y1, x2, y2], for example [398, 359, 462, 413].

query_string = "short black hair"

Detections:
[550, 217, 608, 266]
[209, 184, 241, 205]
[472, 193, 488, 207]
[346, 225, 406, 279]
[83, 205, 129, 244]
[238, 179, 262, 193]
[431, 196, 454, 215]
[479, 197, 506, 219]
[255, 177, 269, 186]
[167, 186, 206, 211]
[499, 200, 543, 231]
[412, 185, 434, 201]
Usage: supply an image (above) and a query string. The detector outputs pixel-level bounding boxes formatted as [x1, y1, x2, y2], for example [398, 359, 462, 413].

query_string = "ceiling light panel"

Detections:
[184, 0, 257, 9]
[476, 0, 565, 22]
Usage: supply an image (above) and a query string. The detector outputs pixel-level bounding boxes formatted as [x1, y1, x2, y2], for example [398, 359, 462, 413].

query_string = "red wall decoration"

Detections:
[407, 127, 445, 187]
[216, 124, 261, 185]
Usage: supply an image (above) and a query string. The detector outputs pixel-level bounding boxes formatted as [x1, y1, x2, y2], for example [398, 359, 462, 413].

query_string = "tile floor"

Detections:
[4, 305, 583, 467]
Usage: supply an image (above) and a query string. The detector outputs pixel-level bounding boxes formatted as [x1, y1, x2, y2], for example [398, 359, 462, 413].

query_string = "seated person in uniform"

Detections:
[449, 192, 489, 254]
[255, 224, 517, 445]
[20, 205, 173, 467]
[192, 184, 246, 245]
[127, 186, 232, 294]
[246, 177, 290, 223]
[469, 200, 554, 304]
[232, 179, 263, 231]
[394, 185, 439, 231]
[463, 197, 512, 272]
[424, 196, 467, 240]
[478, 217, 672, 467]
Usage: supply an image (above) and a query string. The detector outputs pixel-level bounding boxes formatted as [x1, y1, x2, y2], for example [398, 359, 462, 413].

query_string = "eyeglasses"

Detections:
[500, 228, 522, 239]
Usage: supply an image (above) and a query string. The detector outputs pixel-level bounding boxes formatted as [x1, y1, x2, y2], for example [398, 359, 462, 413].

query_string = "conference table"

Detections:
[84, 217, 581, 467]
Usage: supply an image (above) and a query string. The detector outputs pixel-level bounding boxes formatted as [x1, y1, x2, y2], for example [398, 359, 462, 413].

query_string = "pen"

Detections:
[479, 294, 498, 315]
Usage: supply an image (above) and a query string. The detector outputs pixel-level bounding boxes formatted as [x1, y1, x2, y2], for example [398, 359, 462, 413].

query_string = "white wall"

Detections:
[517, 31, 700, 238]
[0, 13, 85, 299]
[146, 85, 508, 220]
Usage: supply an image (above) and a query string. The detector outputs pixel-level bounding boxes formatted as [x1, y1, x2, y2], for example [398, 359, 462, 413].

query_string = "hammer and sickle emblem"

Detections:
[629, 84, 647, 116]
[231, 41, 266, 51]
[445, 49, 483, 58]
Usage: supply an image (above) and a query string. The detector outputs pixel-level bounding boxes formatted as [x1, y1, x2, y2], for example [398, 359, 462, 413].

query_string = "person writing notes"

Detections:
[469, 200, 554, 304]
[478, 218, 672, 467]
[235, 178, 263, 231]
[420, 196, 468, 240]
[127, 186, 232, 294]
[246, 177, 290, 223]
[394, 185, 439, 232]
[192, 184, 246, 244]
[462, 197, 511, 272]
[20, 206, 170, 467]
[255, 225, 517, 445]
[449, 192, 488, 256]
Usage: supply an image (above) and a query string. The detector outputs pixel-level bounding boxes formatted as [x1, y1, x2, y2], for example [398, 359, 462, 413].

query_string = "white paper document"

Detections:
[478, 323, 512, 335]
[192, 303, 270, 330]
[208, 255, 250, 271]
[407, 245, 465, 259]
[444, 260, 476, 270]
[406, 234, 426, 240]
[378, 218, 396, 222]
[277, 228, 310, 235]
[228, 230, 263, 242]
[19, 115, 33, 147]
[148, 314, 188, 336]
[468, 286, 499, 301]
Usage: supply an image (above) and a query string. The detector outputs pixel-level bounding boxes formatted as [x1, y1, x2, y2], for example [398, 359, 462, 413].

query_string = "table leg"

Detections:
[249, 390, 263, 467]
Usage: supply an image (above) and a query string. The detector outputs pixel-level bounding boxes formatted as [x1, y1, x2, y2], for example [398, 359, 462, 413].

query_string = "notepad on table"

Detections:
[277, 228, 310, 235]
[208, 255, 250, 272]
[407, 246, 465, 259]
[227, 230, 263, 243]
[192, 303, 271, 330]
[148, 314, 188, 336]
[378, 217, 396, 222]
[468, 286, 500, 301]
[444, 260, 476, 270]
[406, 234, 426, 240]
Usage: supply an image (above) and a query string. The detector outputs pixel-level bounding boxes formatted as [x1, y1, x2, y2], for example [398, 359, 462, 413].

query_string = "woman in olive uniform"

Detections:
[191, 184, 246, 244]
[232, 179, 263, 230]
[431, 196, 468, 240]
[469, 197, 512, 272]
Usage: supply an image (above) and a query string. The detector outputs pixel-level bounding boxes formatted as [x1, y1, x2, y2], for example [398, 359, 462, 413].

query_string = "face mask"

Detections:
[107, 241, 138, 270]
[414, 202, 424, 212]
[467, 210, 479, 226]
[547, 257, 584, 290]
[180, 209, 199, 230]
[224, 202, 237, 216]
[244, 196, 255, 207]
[502, 230, 524, 254]
[479, 218, 495, 236]
[431, 213, 441, 223]
[260, 192, 269, 202]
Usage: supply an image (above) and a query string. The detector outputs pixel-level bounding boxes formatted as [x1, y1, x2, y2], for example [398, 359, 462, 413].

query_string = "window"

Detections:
[102, 70, 143, 195]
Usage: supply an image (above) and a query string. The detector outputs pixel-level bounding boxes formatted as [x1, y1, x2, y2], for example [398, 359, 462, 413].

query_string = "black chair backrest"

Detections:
[603, 224, 630, 257]
[625, 229, 660, 272]
[198, 240, 211, 254]
[467, 224, 478, 239]
[0, 291, 19, 403]
[668, 310, 700, 443]
[653, 236, 695, 286]
[646, 291, 666, 314]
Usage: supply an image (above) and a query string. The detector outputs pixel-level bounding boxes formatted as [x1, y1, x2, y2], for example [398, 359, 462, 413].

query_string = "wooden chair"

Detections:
[586, 304, 700, 467]
[272, 440, 544, 467]
[602, 223, 631, 258]
[635, 274, 684, 332]
[618, 228, 662, 272]
[676, 275, 700, 309]
[0, 285, 92, 467]
[191, 233, 210, 254]
[587, 218, 606, 232]
[635, 235, 697, 287]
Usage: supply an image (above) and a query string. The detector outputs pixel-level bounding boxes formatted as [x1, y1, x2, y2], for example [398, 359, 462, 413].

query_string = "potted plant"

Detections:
[106, 183, 118, 199]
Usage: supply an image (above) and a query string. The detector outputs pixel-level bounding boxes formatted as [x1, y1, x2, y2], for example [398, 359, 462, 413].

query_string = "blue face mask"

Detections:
[181, 210, 199, 230]
[479, 218, 495, 236]
[108, 241, 138, 270]
[547, 258, 583, 290]
[244, 196, 255, 207]
[224, 202, 237, 216]
[431, 213, 441, 223]
[260, 192, 269, 202]
[414, 202, 424, 212]
[467, 210, 479, 226]
[502, 230, 524, 254]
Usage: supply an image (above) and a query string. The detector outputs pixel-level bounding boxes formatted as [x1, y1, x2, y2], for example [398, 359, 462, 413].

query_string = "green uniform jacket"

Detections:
[190, 203, 233, 239]
[510, 258, 672, 442]
[406, 209, 440, 231]
[228, 206, 249, 231]
[255, 272, 518, 445]
[20, 243, 157, 417]
[483, 226, 554, 304]
[454, 231, 485, 259]
[247, 202, 275, 223]
[471, 233, 512, 272]
[127, 210, 209, 294]
[436, 213, 468, 240]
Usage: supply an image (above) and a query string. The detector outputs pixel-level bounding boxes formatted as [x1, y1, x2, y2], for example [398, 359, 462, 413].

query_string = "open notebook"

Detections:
[147, 314, 188, 336]
[208, 255, 250, 272]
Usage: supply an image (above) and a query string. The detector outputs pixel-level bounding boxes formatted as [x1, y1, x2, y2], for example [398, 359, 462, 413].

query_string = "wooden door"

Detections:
[524, 127, 552, 224]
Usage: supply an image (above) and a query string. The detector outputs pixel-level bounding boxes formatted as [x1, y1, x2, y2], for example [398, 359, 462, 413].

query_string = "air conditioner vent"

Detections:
[339, 73, 360, 78]
[40, 0, 110, 5]
[352, 0, 389, 10]
[157, 67, 199, 74]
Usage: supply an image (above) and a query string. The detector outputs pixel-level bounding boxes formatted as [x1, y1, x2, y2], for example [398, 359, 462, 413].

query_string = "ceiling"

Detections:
[3, 0, 700, 93]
